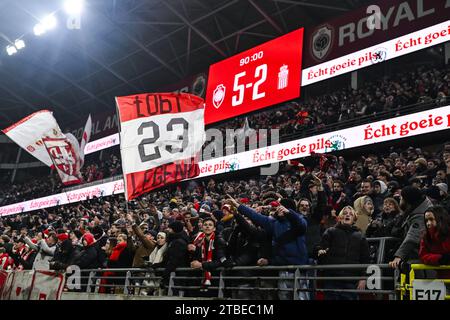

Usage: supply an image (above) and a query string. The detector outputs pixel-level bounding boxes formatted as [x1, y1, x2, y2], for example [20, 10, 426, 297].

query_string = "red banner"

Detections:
[116, 93, 205, 200]
[125, 157, 200, 200]
[0, 270, 8, 298]
[205, 28, 304, 124]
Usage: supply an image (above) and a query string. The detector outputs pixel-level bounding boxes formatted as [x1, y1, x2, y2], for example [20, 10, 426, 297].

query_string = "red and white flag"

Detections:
[116, 93, 205, 200]
[2, 110, 85, 186]
[2, 110, 63, 167]
[43, 134, 83, 186]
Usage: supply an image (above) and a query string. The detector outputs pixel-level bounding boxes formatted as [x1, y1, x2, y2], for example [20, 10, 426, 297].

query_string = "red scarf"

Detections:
[193, 232, 215, 285]
[15, 247, 34, 271]
[109, 242, 127, 261]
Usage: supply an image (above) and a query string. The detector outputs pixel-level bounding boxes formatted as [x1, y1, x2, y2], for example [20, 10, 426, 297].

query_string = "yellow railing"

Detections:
[399, 264, 450, 300]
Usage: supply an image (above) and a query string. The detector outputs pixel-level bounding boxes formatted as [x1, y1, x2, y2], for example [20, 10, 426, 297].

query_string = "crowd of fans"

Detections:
[1, 140, 450, 299]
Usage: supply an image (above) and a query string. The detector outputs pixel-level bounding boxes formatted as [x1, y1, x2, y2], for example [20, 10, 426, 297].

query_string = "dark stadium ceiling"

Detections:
[0, 0, 373, 129]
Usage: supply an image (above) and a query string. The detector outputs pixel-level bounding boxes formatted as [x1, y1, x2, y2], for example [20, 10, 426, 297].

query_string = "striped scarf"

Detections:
[193, 232, 215, 285]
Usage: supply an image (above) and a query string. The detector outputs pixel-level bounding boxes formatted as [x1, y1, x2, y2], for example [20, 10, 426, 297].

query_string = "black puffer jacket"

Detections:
[317, 223, 369, 276]
[161, 231, 190, 284]
[73, 244, 99, 269]
[50, 240, 81, 270]
[226, 213, 265, 266]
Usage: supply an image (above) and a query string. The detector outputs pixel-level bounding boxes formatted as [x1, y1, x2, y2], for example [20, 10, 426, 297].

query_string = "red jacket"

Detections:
[109, 242, 127, 262]
[419, 229, 450, 278]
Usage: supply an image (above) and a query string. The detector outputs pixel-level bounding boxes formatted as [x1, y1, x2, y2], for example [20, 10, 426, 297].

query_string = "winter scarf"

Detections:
[193, 231, 215, 285]
[109, 242, 127, 261]
[149, 243, 167, 264]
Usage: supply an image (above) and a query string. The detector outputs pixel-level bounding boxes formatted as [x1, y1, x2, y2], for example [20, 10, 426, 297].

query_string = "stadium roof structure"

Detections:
[0, 0, 371, 129]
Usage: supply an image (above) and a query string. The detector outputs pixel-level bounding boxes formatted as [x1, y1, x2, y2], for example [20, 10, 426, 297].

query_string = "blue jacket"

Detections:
[238, 205, 308, 265]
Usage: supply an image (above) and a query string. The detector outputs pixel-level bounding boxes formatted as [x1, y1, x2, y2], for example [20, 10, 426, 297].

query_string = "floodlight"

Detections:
[33, 23, 45, 36]
[42, 14, 57, 30]
[14, 39, 25, 50]
[6, 45, 17, 56]
[64, 0, 84, 15]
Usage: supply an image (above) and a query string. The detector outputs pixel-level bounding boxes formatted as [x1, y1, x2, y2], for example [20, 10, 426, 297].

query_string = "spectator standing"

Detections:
[190, 217, 227, 289]
[389, 186, 432, 269]
[317, 206, 369, 300]
[159, 221, 190, 292]
[229, 195, 309, 300]
[354, 196, 374, 235]
[419, 206, 450, 280]
[24, 232, 57, 270]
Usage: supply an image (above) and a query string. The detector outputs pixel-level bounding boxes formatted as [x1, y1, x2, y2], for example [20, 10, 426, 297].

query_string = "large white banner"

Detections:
[120, 108, 205, 175]
[29, 271, 65, 300]
[116, 93, 205, 200]
[7, 270, 34, 300]
[2, 110, 63, 167]
[0, 271, 65, 300]
[43, 136, 83, 186]
[302, 21, 450, 86]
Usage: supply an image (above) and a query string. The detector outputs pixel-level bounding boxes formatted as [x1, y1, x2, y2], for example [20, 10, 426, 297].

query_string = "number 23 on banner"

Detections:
[116, 93, 205, 175]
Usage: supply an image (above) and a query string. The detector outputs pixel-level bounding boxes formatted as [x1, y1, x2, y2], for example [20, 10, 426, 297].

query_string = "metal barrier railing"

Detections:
[398, 264, 450, 300]
[75, 263, 396, 300]
[69, 237, 401, 299]
[367, 237, 401, 264]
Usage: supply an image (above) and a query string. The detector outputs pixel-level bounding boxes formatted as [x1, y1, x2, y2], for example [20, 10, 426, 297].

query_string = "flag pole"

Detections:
[125, 199, 130, 215]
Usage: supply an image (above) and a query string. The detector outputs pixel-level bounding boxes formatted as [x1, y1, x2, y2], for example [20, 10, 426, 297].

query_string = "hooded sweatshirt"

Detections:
[394, 197, 432, 261]
[74, 233, 99, 269]
[354, 196, 373, 234]
[24, 237, 56, 271]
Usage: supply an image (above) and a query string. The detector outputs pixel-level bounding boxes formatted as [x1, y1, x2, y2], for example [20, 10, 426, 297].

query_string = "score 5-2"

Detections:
[205, 27, 304, 124]
[232, 64, 267, 106]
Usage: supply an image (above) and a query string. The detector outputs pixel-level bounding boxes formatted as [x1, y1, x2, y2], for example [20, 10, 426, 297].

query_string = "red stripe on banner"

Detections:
[125, 157, 200, 200]
[55, 273, 65, 300]
[1, 110, 52, 133]
[116, 93, 204, 123]
[0, 270, 8, 297]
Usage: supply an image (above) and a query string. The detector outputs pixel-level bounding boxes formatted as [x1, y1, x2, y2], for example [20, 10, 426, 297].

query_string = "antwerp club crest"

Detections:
[212, 84, 226, 109]
[311, 25, 332, 61]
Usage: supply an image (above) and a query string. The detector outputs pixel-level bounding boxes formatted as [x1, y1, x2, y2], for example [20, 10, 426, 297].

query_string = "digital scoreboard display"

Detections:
[205, 28, 304, 124]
